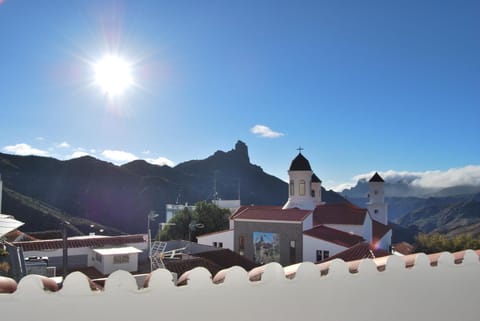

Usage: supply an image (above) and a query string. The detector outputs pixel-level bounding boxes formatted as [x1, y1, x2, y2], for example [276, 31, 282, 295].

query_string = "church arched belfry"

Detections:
[283, 151, 324, 210]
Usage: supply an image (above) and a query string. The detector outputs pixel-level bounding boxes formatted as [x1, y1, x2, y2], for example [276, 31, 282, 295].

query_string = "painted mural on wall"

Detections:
[253, 232, 280, 264]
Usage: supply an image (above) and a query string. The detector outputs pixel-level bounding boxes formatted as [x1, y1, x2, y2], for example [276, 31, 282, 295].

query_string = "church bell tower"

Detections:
[367, 172, 388, 225]
[282, 150, 316, 211]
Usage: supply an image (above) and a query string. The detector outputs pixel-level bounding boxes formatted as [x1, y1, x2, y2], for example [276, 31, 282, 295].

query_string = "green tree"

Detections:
[160, 207, 193, 241]
[414, 232, 480, 253]
[192, 201, 230, 240]
[160, 201, 230, 241]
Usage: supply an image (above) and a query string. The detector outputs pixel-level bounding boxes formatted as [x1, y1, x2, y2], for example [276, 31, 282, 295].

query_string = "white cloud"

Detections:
[57, 141, 70, 148]
[3, 143, 49, 157]
[332, 165, 480, 192]
[70, 151, 90, 159]
[35, 136, 45, 141]
[101, 150, 138, 164]
[146, 156, 175, 167]
[251, 124, 284, 138]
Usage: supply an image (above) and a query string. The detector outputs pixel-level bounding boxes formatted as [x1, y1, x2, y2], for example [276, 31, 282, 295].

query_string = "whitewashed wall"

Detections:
[197, 230, 234, 251]
[302, 234, 347, 262]
[94, 253, 140, 275]
[376, 230, 392, 250]
[1, 251, 479, 321]
[325, 222, 366, 239]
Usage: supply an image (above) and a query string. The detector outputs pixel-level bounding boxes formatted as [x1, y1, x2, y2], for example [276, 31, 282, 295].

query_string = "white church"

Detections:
[198, 152, 392, 265]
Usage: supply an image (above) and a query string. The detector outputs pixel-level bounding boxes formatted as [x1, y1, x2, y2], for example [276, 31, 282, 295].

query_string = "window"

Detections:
[311, 189, 315, 197]
[374, 209, 379, 214]
[239, 236, 245, 255]
[316, 250, 322, 262]
[113, 255, 129, 264]
[289, 180, 294, 196]
[219, 242, 223, 248]
[289, 241, 296, 264]
[299, 180, 306, 196]
[213, 242, 217, 247]
[316, 250, 330, 262]
[95, 253, 102, 262]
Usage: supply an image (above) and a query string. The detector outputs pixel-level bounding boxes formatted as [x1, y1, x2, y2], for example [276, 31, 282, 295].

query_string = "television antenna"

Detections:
[150, 241, 186, 270]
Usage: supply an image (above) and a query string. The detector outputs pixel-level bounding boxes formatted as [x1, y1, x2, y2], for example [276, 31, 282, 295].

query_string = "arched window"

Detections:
[289, 180, 294, 196]
[299, 180, 306, 196]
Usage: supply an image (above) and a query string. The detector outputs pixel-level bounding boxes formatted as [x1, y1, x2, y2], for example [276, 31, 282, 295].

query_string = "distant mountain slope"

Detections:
[341, 177, 480, 199]
[2, 186, 121, 236]
[396, 194, 480, 238]
[0, 141, 345, 234]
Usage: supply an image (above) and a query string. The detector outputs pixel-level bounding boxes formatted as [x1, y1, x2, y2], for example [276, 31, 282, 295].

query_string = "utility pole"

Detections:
[147, 211, 158, 272]
[62, 221, 71, 280]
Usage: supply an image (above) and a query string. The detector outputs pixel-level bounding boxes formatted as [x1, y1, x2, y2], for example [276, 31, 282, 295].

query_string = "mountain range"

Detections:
[2, 140, 479, 243]
[344, 179, 480, 241]
[0, 141, 344, 235]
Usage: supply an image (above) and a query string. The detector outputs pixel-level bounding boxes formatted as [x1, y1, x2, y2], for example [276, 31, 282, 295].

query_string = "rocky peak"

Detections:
[234, 140, 249, 162]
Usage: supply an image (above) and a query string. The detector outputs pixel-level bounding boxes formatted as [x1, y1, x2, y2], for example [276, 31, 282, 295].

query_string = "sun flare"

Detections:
[94, 55, 133, 97]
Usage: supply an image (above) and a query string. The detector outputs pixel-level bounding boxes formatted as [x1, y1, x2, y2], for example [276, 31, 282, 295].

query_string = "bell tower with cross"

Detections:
[282, 147, 317, 211]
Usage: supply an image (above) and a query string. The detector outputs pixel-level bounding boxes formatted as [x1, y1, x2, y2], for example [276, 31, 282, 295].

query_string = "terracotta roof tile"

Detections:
[313, 203, 367, 225]
[392, 241, 414, 255]
[372, 220, 392, 243]
[320, 242, 390, 264]
[232, 206, 311, 222]
[13, 234, 147, 252]
[303, 225, 365, 248]
[195, 249, 259, 272]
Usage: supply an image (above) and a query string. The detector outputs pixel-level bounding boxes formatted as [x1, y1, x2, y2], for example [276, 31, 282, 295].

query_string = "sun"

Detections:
[94, 55, 133, 97]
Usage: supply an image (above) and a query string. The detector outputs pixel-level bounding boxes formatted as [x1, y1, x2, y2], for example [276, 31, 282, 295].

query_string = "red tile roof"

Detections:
[372, 220, 392, 243]
[392, 241, 414, 255]
[303, 225, 365, 248]
[13, 234, 147, 252]
[313, 203, 367, 226]
[232, 206, 311, 222]
[320, 241, 390, 264]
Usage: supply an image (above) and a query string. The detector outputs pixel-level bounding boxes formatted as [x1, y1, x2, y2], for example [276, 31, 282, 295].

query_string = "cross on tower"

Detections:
[297, 146, 304, 153]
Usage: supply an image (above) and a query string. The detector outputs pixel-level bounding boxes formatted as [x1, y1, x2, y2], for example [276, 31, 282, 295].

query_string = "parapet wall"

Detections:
[1, 251, 479, 321]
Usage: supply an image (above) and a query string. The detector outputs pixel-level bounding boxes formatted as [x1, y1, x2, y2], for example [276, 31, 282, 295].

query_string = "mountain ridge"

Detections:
[0, 141, 345, 234]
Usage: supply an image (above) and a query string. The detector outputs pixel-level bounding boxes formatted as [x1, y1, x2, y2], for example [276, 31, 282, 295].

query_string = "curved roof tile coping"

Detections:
[2, 249, 479, 293]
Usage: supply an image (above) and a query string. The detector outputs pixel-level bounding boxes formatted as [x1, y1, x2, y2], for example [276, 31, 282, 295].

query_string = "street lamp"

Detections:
[147, 211, 159, 272]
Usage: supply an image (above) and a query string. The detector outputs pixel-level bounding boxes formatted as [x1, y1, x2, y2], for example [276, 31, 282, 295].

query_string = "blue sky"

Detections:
[0, 0, 479, 190]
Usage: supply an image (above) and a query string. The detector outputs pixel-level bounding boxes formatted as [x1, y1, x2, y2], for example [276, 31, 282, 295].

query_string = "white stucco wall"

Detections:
[94, 253, 139, 275]
[302, 213, 313, 231]
[302, 235, 348, 263]
[2, 252, 480, 321]
[283, 170, 316, 210]
[363, 215, 373, 243]
[197, 230, 234, 251]
[324, 223, 364, 238]
[375, 230, 392, 251]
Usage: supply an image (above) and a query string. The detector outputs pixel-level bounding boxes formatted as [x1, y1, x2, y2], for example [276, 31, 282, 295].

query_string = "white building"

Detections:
[198, 152, 392, 265]
[14, 234, 148, 276]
